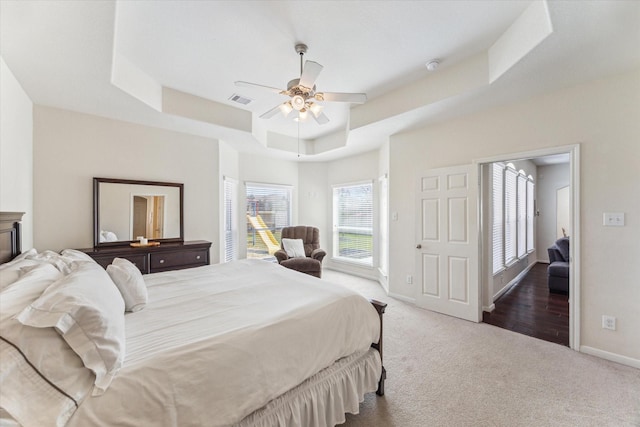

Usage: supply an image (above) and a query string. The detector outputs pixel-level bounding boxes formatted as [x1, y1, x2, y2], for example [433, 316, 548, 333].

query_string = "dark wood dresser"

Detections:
[78, 240, 211, 274]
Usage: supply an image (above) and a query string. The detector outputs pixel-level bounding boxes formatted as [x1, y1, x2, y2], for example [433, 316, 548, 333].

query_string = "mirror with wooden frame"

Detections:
[93, 177, 184, 247]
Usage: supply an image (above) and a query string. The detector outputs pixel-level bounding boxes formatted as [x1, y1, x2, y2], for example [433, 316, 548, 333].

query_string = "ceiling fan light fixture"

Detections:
[309, 103, 323, 118]
[291, 95, 306, 111]
[279, 101, 293, 117]
[298, 110, 309, 121]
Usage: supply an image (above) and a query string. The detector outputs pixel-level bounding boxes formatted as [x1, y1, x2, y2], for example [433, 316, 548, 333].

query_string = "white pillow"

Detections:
[16, 261, 125, 396]
[0, 258, 42, 291]
[60, 248, 95, 263]
[0, 263, 62, 321]
[0, 248, 37, 270]
[0, 319, 95, 427]
[107, 257, 148, 312]
[282, 238, 306, 258]
[25, 250, 72, 275]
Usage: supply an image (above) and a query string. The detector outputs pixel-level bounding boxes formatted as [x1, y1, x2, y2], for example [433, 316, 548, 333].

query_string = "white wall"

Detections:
[33, 106, 220, 262]
[298, 162, 329, 251]
[389, 68, 640, 362]
[0, 57, 33, 250]
[537, 163, 570, 262]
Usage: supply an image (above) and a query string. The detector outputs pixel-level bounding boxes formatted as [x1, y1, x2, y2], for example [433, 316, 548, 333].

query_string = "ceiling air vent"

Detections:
[229, 93, 253, 105]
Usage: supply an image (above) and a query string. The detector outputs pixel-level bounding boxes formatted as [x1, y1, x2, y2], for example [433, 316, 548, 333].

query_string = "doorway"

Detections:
[476, 145, 579, 349]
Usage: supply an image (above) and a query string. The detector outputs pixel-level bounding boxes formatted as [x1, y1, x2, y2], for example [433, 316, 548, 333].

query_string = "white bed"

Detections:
[0, 230, 386, 427]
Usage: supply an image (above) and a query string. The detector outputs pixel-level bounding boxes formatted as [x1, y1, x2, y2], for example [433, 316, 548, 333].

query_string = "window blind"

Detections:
[332, 182, 373, 265]
[492, 163, 504, 274]
[504, 167, 518, 264]
[379, 175, 389, 275]
[246, 183, 291, 259]
[527, 179, 535, 252]
[223, 177, 238, 263]
[517, 174, 527, 258]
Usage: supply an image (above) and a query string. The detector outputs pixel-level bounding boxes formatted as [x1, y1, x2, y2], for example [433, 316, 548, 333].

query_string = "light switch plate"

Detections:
[603, 212, 625, 226]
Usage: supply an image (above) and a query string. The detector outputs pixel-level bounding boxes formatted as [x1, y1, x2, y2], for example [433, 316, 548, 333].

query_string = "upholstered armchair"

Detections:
[274, 226, 326, 278]
[547, 237, 569, 294]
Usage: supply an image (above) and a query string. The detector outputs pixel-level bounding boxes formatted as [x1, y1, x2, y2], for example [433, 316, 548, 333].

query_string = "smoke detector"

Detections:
[426, 60, 440, 72]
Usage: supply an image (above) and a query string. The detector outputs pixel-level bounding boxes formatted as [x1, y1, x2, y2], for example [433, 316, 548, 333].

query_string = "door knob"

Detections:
[416, 244, 422, 249]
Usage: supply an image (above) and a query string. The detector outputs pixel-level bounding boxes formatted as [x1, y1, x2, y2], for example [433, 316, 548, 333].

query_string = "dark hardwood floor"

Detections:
[483, 263, 569, 346]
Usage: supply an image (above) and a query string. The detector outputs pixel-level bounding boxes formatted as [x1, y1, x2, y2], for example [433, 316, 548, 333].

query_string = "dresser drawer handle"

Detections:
[196, 255, 201, 260]
[159, 259, 165, 264]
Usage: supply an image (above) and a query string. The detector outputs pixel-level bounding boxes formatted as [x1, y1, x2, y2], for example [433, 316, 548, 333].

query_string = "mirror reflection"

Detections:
[95, 178, 183, 246]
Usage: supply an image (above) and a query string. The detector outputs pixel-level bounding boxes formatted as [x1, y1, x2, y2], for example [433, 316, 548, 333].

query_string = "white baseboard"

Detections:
[493, 261, 537, 301]
[377, 268, 389, 294]
[388, 292, 416, 304]
[580, 345, 640, 369]
[483, 304, 496, 313]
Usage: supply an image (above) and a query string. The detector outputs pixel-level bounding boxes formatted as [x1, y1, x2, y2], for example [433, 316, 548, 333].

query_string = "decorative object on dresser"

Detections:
[78, 240, 211, 274]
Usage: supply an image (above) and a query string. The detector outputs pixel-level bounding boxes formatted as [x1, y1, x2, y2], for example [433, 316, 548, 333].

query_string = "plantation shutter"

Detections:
[379, 175, 389, 275]
[332, 182, 373, 265]
[223, 177, 238, 263]
[517, 174, 527, 258]
[492, 163, 504, 273]
[527, 179, 535, 252]
[504, 167, 518, 264]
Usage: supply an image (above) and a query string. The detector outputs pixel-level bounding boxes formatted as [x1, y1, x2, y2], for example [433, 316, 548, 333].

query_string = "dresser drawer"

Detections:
[90, 254, 148, 274]
[78, 240, 211, 275]
[149, 249, 208, 271]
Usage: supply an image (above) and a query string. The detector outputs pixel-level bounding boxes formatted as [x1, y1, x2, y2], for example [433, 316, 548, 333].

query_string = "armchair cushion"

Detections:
[282, 238, 306, 258]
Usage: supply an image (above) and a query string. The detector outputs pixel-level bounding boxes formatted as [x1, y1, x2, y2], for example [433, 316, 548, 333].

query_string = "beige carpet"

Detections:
[320, 270, 640, 427]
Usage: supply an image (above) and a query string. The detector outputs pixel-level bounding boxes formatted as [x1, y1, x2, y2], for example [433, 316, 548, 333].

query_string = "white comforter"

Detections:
[67, 260, 381, 427]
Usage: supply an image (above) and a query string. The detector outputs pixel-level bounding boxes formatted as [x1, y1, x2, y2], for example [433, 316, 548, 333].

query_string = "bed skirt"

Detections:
[235, 348, 382, 427]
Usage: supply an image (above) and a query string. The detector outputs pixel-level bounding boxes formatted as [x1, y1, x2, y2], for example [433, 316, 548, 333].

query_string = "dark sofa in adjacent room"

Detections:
[547, 237, 569, 294]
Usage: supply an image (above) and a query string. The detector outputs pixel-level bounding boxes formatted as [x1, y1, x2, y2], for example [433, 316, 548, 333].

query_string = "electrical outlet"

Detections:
[406, 275, 413, 284]
[602, 315, 616, 330]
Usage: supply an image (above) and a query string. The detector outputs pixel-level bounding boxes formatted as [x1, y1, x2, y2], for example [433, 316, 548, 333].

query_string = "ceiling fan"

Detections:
[235, 43, 367, 125]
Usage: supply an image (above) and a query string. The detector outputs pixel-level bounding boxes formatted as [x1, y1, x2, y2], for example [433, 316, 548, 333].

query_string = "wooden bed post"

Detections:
[369, 299, 387, 396]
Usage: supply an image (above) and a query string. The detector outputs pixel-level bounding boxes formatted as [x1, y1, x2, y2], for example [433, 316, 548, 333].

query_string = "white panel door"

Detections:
[416, 164, 480, 322]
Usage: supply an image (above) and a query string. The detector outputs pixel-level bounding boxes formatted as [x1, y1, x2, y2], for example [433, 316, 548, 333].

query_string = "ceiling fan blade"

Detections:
[259, 104, 283, 119]
[235, 81, 286, 95]
[299, 61, 323, 89]
[313, 112, 330, 125]
[315, 92, 367, 104]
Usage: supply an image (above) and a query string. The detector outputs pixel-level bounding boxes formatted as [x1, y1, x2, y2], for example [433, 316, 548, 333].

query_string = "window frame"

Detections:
[331, 180, 374, 266]
[245, 182, 292, 260]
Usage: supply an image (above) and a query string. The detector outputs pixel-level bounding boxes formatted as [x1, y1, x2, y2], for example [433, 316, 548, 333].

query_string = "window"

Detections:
[504, 165, 518, 265]
[332, 182, 373, 265]
[517, 172, 527, 258]
[492, 163, 504, 274]
[526, 178, 535, 252]
[379, 175, 389, 275]
[492, 163, 536, 273]
[246, 183, 291, 260]
[223, 177, 238, 263]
